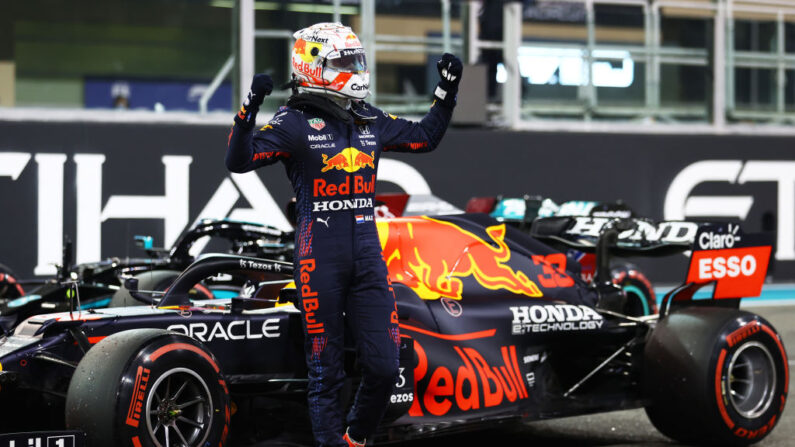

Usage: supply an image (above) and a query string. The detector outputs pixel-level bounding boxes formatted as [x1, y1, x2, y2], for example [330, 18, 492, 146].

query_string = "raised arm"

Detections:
[379, 53, 463, 153]
[226, 74, 299, 173]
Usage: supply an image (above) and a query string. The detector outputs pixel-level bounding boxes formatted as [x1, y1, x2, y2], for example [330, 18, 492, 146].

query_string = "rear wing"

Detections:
[530, 216, 699, 256]
[529, 217, 774, 314]
[660, 223, 774, 315]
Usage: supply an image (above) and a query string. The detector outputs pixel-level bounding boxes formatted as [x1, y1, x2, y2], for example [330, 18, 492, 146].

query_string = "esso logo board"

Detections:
[686, 246, 771, 299]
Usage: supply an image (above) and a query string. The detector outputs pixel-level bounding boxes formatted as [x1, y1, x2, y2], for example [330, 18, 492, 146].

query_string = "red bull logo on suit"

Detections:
[320, 147, 375, 173]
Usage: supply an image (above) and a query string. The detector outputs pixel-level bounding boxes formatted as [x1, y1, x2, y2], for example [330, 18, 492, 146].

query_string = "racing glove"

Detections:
[433, 53, 463, 109]
[234, 73, 274, 129]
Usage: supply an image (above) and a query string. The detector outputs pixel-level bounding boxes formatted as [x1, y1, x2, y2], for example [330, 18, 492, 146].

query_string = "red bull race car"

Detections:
[0, 213, 786, 447]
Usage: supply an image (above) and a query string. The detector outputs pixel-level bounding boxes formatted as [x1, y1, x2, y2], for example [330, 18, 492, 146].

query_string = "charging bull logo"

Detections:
[376, 217, 543, 300]
[294, 38, 323, 64]
[321, 147, 375, 173]
[345, 34, 362, 48]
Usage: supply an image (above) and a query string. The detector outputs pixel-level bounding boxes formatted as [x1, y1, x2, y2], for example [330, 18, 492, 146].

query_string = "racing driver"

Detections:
[225, 22, 461, 447]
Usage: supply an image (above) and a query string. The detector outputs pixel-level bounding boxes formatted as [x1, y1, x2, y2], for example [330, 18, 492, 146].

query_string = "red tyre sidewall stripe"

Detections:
[715, 348, 735, 429]
[194, 283, 214, 299]
[715, 321, 788, 432]
[149, 342, 220, 373]
[0, 273, 25, 296]
[761, 324, 789, 394]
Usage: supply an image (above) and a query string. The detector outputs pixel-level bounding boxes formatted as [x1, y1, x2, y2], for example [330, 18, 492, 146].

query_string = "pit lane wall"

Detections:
[0, 116, 792, 283]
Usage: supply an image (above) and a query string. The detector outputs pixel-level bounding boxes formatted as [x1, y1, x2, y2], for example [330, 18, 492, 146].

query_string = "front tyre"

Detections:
[644, 308, 788, 446]
[66, 329, 230, 447]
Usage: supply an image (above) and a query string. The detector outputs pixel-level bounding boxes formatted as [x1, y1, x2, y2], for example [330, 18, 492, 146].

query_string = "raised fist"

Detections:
[433, 53, 463, 107]
[436, 53, 462, 87]
[244, 73, 274, 109]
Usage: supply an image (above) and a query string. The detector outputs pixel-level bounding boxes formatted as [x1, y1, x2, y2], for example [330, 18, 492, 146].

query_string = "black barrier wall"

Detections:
[0, 120, 791, 283]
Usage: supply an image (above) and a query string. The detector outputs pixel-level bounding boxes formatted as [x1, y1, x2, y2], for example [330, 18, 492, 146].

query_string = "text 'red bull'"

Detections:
[300, 259, 324, 334]
[409, 340, 528, 417]
[314, 175, 374, 197]
[377, 217, 543, 300]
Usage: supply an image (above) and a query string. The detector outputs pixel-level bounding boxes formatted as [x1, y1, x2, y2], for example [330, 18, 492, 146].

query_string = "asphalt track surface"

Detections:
[406, 302, 795, 447]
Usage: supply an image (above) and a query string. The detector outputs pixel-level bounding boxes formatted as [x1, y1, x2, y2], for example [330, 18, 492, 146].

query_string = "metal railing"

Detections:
[207, 0, 795, 132]
[201, 0, 462, 114]
[493, 0, 795, 130]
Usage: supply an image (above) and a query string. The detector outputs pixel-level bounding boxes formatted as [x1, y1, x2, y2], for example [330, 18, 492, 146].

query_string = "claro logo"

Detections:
[665, 160, 795, 260]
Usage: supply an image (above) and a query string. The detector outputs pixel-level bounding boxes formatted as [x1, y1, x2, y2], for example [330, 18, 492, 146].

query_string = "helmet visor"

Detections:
[326, 49, 367, 74]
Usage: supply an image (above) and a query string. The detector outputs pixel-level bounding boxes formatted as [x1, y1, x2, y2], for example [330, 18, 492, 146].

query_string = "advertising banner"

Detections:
[0, 120, 792, 283]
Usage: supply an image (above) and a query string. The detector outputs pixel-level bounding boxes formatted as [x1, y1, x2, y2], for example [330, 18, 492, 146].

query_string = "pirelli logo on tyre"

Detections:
[125, 366, 151, 428]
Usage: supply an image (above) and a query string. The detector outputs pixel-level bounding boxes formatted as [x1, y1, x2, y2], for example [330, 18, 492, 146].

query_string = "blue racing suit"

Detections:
[226, 93, 454, 446]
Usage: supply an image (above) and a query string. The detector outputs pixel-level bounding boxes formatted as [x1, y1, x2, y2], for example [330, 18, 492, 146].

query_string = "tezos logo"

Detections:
[238, 259, 280, 271]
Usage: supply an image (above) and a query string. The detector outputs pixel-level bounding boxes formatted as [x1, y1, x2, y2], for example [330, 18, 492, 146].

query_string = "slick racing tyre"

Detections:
[644, 307, 788, 446]
[66, 329, 230, 447]
[0, 262, 24, 299]
[611, 263, 656, 316]
[109, 270, 213, 307]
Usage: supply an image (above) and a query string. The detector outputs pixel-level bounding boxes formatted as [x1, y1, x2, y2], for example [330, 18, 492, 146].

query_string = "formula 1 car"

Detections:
[0, 213, 786, 447]
[462, 194, 656, 316]
[0, 219, 291, 331]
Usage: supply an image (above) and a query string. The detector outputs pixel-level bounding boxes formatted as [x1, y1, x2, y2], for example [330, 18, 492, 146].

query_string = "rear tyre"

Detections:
[611, 263, 656, 316]
[66, 329, 230, 447]
[0, 262, 24, 299]
[644, 307, 788, 446]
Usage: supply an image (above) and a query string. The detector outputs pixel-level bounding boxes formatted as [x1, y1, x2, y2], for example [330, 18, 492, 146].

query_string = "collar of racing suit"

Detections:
[286, 93, 377, 125]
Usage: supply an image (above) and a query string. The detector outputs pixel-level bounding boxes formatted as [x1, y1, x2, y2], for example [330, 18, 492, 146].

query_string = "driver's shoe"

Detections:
[343, 429, 365, 447]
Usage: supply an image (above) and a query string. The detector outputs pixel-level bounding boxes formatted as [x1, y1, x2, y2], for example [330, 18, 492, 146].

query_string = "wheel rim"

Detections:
[145, 367, 214, 447]
[726, 341, 777, 419]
